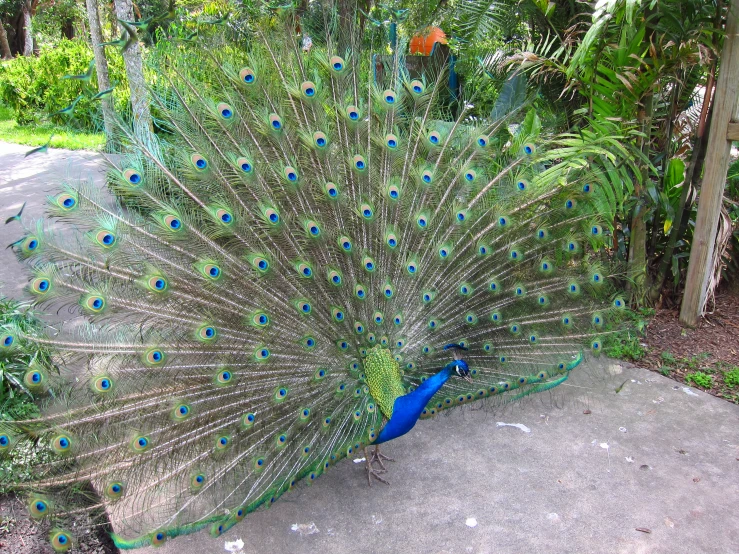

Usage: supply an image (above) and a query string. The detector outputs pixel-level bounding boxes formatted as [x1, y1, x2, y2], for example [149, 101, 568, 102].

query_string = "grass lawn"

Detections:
[0, 104, 104, 150]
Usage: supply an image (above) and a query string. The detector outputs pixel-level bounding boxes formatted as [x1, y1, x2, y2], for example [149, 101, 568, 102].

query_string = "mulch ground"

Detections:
[640, 288, 739, 400]
[0, 494, 117, 554]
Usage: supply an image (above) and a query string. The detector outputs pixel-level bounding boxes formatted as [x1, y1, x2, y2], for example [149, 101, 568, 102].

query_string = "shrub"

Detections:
[684, 372, 713, 389]
[725, 368, 739, 388]
[0, 40, 128, 132]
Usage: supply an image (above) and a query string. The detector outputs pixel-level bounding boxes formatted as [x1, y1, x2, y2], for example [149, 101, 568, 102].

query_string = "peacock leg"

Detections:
[369, 444, 395, 471]
[364, 446, 390, 486]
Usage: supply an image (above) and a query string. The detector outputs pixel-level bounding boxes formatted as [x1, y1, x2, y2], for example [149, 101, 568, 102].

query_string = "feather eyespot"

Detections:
[215, 209, 233, 225]
[216, 370, 233, 384]
[353, 155, 367, 171]
[427, 130, 441, 145]
[327, 270, 342, 286]
[263, 208, 280, 225]
[52, 434, 72, 454]
[522, 143, 536, 155]
[51, 530, 73, 552]
[252, 312, 269, 327]
[332, 308, 345, 321]
[387, 184, 400, 200]
[29, 498, 50, 518]
[410, 80, 424, 94]
[385, 134, 398, 149]
[329, 56, 345, 71]
[217, 102, 234, 119]
[92, 376, 113, 393]
[354, 322, 365, 334]
[164, 215, 182, 231]
[123, 168, 142, 185]
[406, 261, 417, 274]
[301, 81, 317, 98]
[313, 131, 328, 148]
[1, 334, 14, 348]
[386, 232, 398, 248]
[464, 169, 477, 182]
[296, 262, 313, 278]
[324, 182, 339, 198]
[190, 153, 207, 170]
[373, 311, 384, 324]
[239, 67, 256, 84]
[56, 193, 77, 210]
[236, 157, 253, 173]
[476, 135, 488, 147]
[255, 347, 270, 360]
[297, 301, 311, 314]
[269, 113, 283, 130]
[132, 435, 150, 452]
[147, 276, 168, 292]
[242, 413, 255, 428]
[105, 481, 125, 499]
[517, 179, 528, 191]
[95, 230, 116, 248]
[305, 220, 321, 237]
[84, 295, 105, 313]
[456, 210, 468, 223]
[215, 435, 231, 450]
[383, 90, 396, 104]
[346, 105, 360, 121]
[421, 170, 433, 184]
[144, 349, 165, 366]
[354, 284, 366, 299]
[359, 202, 373, 218]
[362, 256, 375, 272]
[190, 474, 205, 489]
[151, 531, 167, 546]
[417, 214, 428, 228]
[201, 264, 221, 280]
[173, 404, 191, 420]
[283, 166, 298, 182]
[31, 277, 51, 295]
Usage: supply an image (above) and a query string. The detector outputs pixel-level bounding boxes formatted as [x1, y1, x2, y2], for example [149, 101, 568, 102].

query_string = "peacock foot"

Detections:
[364, 446, 393, 486]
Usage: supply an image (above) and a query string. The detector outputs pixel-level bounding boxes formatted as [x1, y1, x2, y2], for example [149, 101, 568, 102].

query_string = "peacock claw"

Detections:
[365, 446, 392, 486]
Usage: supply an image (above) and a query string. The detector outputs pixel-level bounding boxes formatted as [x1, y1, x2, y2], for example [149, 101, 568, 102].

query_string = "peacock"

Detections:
[1, 6, 625, 551]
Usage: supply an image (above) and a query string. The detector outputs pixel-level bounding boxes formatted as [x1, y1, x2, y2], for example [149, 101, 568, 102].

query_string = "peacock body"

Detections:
[1, 7, 625, 551]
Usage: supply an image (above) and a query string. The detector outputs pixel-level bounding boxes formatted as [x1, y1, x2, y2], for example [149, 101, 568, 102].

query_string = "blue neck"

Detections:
[375, 365, 453, 444]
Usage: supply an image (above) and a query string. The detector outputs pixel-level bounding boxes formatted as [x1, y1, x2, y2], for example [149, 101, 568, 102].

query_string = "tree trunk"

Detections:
[21, 0, 33, 56]
[627, 93, 654, 306]
[113, 0, 153, 139]
[62, 18, 75, 39]
[0, 21, 12, 59]
[86, 0, 116, 143]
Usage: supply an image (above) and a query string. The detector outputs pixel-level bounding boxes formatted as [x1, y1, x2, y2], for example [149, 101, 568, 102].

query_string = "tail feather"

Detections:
[3, 8, 627, 548]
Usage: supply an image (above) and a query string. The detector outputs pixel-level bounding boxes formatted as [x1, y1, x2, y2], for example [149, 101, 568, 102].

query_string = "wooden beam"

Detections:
[727, 121, 739, 140]
[680, 0, 739, 327]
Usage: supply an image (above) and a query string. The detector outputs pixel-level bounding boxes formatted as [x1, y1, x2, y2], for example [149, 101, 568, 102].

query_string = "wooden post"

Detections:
[680, 0, 739, 327]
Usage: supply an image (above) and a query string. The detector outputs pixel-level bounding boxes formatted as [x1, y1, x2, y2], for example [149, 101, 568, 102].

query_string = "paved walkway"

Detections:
[0, 142, 105, 298]
[135, 361, 738, 554]
[1, 142, 737, 554]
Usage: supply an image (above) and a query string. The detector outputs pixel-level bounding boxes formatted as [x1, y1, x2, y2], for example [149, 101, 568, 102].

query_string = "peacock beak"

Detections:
[462, 375, 473, 384]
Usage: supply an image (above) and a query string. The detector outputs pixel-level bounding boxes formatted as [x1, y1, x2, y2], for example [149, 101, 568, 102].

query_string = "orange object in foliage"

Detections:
[409, 27, 448, 56]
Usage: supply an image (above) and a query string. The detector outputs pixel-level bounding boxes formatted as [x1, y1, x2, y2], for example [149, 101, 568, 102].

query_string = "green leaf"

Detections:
[665, 158, 686, 189]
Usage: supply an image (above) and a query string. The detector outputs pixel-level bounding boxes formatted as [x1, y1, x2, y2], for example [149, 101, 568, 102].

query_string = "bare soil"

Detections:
[641, 289, 739, 401]
[0, 494, 117, 554]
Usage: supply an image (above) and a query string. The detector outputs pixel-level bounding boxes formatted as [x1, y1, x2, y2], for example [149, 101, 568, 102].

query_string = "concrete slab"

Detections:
[136, 361, 738, 554]
[0, 141, 105, 298]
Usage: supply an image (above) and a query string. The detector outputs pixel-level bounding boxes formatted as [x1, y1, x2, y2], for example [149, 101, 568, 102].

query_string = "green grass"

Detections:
[0, 104, 104, 150]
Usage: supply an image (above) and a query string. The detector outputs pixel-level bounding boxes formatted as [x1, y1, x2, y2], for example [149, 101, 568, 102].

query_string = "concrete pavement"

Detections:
[0, 141, 105, 298]
[137, 361, 739, 554]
